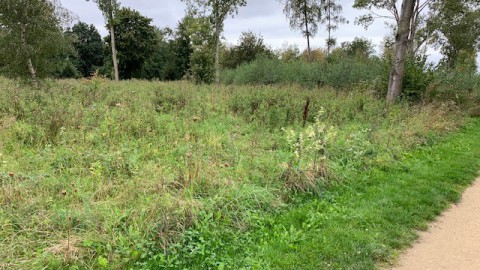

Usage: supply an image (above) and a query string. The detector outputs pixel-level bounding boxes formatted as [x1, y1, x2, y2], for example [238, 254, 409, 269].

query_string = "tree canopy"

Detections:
[428, 0, 480, 70]
[0, 0, 72, 83]
[222, 31, 274, 69]
[67, 22, 104, 77]
[87, 0, 121, 80]
[279, 0, 322, 62]
[182, 0, 247, 84]
[104, 7, 157, 80]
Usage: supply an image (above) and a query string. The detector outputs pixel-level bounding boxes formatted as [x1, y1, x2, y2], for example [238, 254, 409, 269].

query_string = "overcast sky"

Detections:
[62, 0, 479, 65]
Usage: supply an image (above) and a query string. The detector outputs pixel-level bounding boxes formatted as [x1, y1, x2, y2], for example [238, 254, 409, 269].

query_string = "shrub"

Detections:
[282, 110, 337, 193]
[426, 69, 480, 105]
[221, 56, 384, 89]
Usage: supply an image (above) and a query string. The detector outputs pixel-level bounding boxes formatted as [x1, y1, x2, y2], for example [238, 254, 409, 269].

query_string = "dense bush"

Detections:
[222, 54, 480, 105]
[426, 69, 480, 105]
[222, 56, 384, 89]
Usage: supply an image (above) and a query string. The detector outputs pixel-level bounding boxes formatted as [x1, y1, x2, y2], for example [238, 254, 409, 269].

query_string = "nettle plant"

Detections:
[282, 109, 337, 193]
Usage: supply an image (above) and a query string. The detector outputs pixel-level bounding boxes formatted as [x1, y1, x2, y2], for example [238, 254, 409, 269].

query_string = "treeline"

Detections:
[0, 0, 479, 101]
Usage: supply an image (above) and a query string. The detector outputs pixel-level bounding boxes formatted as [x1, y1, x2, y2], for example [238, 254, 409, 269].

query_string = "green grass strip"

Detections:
[254, 118, 480, 269]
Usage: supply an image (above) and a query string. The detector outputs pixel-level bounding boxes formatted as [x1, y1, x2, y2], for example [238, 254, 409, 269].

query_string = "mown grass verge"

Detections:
[144, 119, 480, 269]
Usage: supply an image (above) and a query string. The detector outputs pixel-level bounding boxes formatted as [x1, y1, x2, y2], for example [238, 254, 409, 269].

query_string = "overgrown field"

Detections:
[0, 77, 476, 269]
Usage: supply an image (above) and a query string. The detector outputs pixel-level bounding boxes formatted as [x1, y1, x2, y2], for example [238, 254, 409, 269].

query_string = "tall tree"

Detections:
[0, 0, 72, 85]
[172, 20, 194, 79]
[427, 0, 480, 70]
[105, 7, 156, 79]
[87, 0, 120, 81]
[354, 0, 428, 101]
[141, 28, 186, 81]
[182, 10, 216, 84]
[279, 0, 322, 62]
[67, 22, 104, 77]
[183, 0, 247, 85]
[321, 0, 347, 55]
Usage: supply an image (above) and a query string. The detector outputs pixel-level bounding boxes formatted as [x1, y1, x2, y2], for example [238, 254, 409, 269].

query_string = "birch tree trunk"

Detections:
[110, 23, 119, 81]
[106, 0, 119, 81]
[215, 15, 221, 85]
[386, 0, 416, 102]
[27, 58, 38, 87]
[21, 0, 38, 87]
[304, 1, 311, 63]
[21, 26, 38, 86]
[327, 0, 332, 56]
[407, 0, 420, 55]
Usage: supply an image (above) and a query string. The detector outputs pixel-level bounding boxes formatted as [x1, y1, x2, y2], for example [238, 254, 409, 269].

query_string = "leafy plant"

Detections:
[282, 109, 337, 193]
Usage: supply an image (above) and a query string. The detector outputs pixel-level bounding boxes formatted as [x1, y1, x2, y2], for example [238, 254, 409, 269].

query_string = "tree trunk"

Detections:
[21, 27, 37, 86]
[407, 1, 420, 55]
[106, 0, 119, 81]
[407, 22, 417, 55]
[27, 58, 38, 88]
[22, 0, 38, 87]
[327, 0, 332, 56]
[110, 24, 119, 81]
[386, 0, 416, 103]
[215, 15, 221, 85]
[304, 1, 312, 63]
[306, 31, 312, 63]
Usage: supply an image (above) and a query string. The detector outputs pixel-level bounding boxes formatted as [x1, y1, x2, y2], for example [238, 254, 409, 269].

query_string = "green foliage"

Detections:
[140, 23, 193, 81]
[337, 37, 375, 59]
[87, 0, 121, 80]
[0, 0, 73, 81]
[279, 0, 322, 40]
[250, 119, 480, 269]
[428, 0, 480, 70]
[181, 11, 216, 83]
[282, 110, 337, 193]
[222, 56, 384, 89]
[353, 0, 401, 29]
[426, 68, 480, 105]
[140, 30, 178, 80]
[222, 31, 275, 69]
[183, 0, 247, 26]
[374, 54, 436, 102]
[105, 7, 157, 79]
[54, 57, 82, 79]
[277, 44, 301, 62]
[402, 56, 435, 101]
[190, 46, 216, 84]
[66, 22, 104, 77]
[320, 0, 348, 53]
[172, 22, 194, 79]
[182, 0, 247, 84]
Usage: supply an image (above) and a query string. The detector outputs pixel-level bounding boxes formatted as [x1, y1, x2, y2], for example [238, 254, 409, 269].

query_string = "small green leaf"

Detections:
[98, 256, 109, 268]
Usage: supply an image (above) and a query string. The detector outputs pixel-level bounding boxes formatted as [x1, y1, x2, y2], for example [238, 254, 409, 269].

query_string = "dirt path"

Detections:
[389, 178, 480, 270]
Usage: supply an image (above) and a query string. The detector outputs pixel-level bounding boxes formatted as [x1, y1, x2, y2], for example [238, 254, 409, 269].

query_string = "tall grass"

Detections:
[0, 77, 469, 269]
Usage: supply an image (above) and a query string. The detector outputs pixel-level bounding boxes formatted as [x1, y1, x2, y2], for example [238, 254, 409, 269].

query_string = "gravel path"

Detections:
[389, 178, 480, 270]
